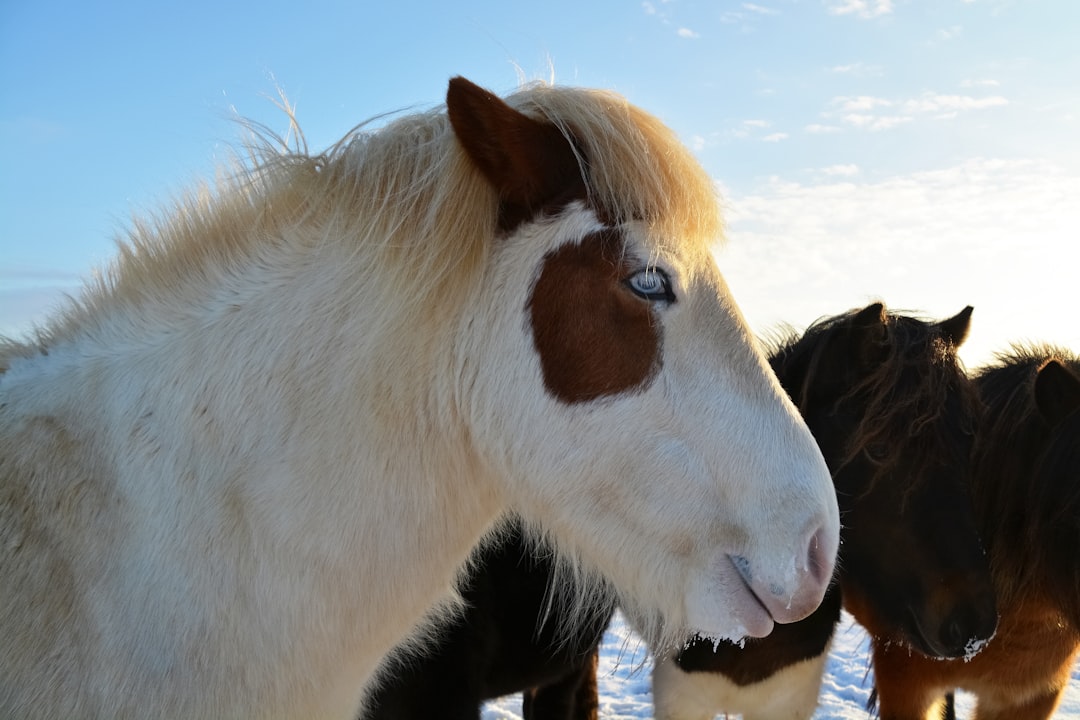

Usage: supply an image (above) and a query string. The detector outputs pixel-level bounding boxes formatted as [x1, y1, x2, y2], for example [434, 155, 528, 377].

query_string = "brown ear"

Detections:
[938, 306, 974, 348]
[1035, 359, 1080, 427]
[851, 302, 889, 368]
[852, 302, 886, 332]
[446, 77, 584, 231]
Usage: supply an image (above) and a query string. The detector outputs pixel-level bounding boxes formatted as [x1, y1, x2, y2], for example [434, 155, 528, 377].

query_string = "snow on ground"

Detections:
[483, 611, 1080, 719]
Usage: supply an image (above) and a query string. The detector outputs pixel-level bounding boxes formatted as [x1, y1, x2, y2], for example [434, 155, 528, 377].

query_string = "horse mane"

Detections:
[971, 343, 1080, 609]
[1, 81, 722, 365]
[769, 306, 978, 501]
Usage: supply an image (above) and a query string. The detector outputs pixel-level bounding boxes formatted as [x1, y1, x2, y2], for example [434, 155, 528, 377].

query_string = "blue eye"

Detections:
[625, 268, 675, 303]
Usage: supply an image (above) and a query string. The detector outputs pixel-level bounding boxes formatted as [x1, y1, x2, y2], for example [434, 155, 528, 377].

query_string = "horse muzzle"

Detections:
[906, 591, 999, 659]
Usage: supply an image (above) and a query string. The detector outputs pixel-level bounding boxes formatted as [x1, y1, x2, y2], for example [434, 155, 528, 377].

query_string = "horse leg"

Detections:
[522, 646, 599, 720]
[741, 652, 829, 720]
[870, 646, 948, 720]
[650, 653, 730, 720]
[975, 687, 1066, 720]
[875, 692, 948, 720]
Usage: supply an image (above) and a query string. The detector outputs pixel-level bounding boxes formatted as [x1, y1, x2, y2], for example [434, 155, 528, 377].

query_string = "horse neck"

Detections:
[1, 223, 507, 704]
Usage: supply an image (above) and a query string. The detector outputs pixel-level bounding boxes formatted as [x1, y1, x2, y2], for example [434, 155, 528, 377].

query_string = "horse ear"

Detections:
[852, 302, 886, 331]
[937, 306, 974, 348]
[850, 302, 888, 368]
[446, 76, 584, 230]
[1034, 359, 1080, 427]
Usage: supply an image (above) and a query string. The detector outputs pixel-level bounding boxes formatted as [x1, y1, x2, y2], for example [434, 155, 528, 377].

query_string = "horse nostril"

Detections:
[805, 525, 833, 587]
[938, 602, 997, 658]
[941, 614, 966, 655]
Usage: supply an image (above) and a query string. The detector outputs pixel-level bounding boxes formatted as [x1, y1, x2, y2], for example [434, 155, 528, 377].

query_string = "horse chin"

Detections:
[902, 606, 966, 659]
[683, 554, 776, 642]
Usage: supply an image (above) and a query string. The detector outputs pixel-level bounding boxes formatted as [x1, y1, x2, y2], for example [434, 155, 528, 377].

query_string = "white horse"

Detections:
[0, 77, 839, 719]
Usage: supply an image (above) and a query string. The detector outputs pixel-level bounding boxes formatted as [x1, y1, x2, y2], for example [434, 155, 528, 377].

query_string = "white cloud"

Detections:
[762, 132, 789, 142]
[805, 123, 842, 134]
[821, 164, 860, 176]
[716, 158, 1080, 367]
[677, 27, 700, 38]
[903, 93, 1009, 113]
[819, 91, 1009, 132]
[829, 62, 884, 77]
[643, 0, 675, 20]
[937, 25, 964, 41]
[835, 95, 893, 112]
[841, 113, 912, 131]
[743, 119, 772, 128]
[961, 79, 1001, 88]
[827, 0, 893, 18]
[742, 2, 780, 15]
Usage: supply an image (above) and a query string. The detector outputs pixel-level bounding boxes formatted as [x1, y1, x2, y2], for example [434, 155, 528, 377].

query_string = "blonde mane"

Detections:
[5, 81, 721, 364]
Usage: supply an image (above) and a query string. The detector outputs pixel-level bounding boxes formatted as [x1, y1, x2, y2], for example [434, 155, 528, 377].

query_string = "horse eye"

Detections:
[625, 268, 675, 303]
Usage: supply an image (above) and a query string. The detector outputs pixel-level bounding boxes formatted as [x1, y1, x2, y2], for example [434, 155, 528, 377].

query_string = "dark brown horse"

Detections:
[870, 346, 1080, 720]
[361, 520, 613, 720]
[653, 302, 998, 720]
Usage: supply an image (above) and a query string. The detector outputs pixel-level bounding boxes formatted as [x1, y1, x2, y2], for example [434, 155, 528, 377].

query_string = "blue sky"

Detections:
[2, 0, 1078, 364]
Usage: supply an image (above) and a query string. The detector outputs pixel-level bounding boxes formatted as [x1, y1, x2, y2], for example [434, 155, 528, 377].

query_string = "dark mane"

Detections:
[971, 344, 1080, 610]
[769, 307, 979, 500]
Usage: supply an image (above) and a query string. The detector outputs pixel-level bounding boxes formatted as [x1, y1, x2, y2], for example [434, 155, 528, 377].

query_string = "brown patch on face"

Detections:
[528, 229, 662, 403]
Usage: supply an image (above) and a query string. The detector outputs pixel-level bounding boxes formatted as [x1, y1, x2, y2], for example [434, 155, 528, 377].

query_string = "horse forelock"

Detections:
[847, 315, 979, 498]
[503, 83, 722, 264]
[772, 308, 979, 502]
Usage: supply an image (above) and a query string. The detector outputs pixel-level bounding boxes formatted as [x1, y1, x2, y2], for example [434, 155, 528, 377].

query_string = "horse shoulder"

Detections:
[0, 406, 114, 716]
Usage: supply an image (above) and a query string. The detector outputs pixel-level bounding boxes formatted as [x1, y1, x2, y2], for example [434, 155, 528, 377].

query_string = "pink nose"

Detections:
[732, 523, 837, 624]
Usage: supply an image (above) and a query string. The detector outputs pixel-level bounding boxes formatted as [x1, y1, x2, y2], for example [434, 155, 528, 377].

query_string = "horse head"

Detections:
[774, 302, 997, 659]
[446, 77, 840, 646]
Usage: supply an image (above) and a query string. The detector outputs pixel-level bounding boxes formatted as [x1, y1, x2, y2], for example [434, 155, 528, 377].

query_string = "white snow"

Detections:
[482, 611, 1080, 719]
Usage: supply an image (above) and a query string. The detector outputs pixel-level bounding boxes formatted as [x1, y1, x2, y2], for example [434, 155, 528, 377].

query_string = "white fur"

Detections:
[652, 642, 831, 720]
[0, 94, 838, 718]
